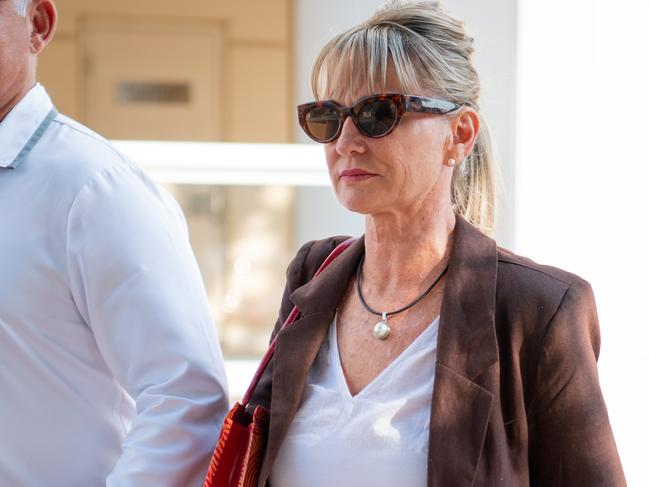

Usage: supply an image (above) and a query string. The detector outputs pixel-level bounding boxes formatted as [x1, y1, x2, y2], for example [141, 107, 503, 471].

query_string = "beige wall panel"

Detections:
[53, 0, 289, 43]
[81, 18, 223, 141]
[219, 1, 291, 42]
[44, 0, 294, 143]
[227, 46, 291, 142]
[37, 36, 79, 118]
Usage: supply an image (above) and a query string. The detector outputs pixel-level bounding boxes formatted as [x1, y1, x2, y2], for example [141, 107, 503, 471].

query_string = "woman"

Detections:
[252, 1, 626, 485]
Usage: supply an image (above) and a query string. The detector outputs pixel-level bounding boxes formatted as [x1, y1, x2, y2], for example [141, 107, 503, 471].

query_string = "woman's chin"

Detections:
[336, 194, 385, 216]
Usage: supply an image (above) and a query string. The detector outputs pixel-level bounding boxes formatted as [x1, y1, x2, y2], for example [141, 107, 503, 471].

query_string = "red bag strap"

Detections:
[241, 237, 356, 406]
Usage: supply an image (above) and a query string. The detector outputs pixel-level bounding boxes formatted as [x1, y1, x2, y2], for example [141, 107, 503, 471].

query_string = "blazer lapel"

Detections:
[258, 237, 365, 486]
[428, 216, 499, 486]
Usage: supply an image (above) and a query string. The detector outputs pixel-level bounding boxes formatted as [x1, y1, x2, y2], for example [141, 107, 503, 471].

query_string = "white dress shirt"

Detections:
[270, 315, 439, 487]
[0, 84, 228, 486]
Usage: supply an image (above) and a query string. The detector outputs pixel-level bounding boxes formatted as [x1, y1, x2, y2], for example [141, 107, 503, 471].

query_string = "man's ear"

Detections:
[449, 108, 480, 163]
[29, 0, 57, 54]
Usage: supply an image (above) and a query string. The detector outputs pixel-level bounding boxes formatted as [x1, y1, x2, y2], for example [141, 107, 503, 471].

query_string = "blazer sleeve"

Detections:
[527, 278, 626, 486]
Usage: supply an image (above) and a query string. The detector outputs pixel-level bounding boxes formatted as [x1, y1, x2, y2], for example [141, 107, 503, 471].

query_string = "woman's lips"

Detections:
[339, 168, 377, 182]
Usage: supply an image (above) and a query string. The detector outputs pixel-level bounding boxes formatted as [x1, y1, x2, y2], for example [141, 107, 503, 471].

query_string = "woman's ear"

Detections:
[29, 0, 57, 54]
[449, 107, 480, 163]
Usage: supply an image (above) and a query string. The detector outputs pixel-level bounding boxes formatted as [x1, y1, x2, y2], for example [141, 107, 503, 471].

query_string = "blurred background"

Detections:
[38, 0, 649, 484]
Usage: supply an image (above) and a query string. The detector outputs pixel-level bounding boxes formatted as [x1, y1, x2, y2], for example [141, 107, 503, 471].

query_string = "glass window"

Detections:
[164, 184, 296, 358]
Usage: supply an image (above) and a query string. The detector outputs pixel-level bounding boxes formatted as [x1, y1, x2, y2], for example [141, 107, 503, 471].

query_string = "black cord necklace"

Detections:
[355, 254, 449, 340]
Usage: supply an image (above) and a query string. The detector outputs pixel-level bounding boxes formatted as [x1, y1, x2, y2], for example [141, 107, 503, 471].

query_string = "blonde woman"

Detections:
[251, 1, 626, 485]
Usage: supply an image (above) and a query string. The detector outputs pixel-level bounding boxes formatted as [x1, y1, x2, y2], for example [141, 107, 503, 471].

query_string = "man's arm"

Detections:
[65, 162, 228, 486]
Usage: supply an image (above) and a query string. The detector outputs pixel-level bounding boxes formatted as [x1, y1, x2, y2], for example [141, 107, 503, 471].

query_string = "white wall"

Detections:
[293, 0, 518, 247]
[441, 0, 518, 246]
[517, 1, 649, 484]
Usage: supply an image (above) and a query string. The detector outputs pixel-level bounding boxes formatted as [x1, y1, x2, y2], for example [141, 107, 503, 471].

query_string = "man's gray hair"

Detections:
[13, 0, 30, 17]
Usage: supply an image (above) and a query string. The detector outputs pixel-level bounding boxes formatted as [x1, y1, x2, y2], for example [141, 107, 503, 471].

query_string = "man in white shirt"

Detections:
[0, 1, 228, 485]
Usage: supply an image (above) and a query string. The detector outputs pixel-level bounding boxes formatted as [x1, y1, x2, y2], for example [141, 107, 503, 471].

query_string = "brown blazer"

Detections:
[252, 216, 626, 486]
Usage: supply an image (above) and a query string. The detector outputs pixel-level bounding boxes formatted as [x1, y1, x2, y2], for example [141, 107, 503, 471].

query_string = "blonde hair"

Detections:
[311, 0, 496, 235]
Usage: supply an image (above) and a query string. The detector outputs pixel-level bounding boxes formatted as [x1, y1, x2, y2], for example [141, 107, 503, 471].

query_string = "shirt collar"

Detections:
[0, 84, 55, 169]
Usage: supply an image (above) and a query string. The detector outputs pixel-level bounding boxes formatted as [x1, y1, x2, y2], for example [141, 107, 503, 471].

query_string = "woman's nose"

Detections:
[334, 116, 366, 156]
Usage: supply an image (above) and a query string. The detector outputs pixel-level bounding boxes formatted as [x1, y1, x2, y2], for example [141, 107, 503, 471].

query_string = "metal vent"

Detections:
[116, 81, 191, 104]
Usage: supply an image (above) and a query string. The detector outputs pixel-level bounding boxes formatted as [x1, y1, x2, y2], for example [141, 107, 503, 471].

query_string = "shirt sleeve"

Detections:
[527, 278, 626, 486]
[65, 163, 229, 487]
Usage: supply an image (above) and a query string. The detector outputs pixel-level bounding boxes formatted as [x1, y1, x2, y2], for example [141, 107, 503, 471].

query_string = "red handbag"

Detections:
[203, 238, 356, 487]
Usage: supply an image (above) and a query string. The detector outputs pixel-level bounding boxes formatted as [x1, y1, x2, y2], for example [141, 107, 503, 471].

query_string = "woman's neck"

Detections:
[362, 204, 455, 294]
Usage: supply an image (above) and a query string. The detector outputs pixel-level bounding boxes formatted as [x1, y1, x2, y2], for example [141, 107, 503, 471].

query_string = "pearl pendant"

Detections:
[372, 312, 391, 340]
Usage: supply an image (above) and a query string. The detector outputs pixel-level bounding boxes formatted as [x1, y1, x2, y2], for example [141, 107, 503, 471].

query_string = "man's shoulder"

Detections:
[31, 113, 151, 198]
[48, 113, 133, 172]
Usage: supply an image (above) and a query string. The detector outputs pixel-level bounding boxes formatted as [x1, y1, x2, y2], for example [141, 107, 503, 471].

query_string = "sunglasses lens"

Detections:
[358, 99, 398, 137]
[304, 104, 341, 142]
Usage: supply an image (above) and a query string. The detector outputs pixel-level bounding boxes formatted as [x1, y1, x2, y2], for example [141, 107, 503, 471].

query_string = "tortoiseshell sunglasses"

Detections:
[297, 93, 459, 143]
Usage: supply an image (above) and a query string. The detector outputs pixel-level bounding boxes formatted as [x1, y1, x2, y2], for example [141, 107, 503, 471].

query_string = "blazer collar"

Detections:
[436, 215, 499, 379]
[290, 235, 365, 314]
[259, 216, 499, 486]
[289, 216, 499, 379]
[259, 237, 365, 485]
[427, 216, 499, 486]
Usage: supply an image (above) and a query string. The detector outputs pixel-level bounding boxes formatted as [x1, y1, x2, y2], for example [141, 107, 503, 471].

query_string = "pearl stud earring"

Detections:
[447, 158, 456, 167]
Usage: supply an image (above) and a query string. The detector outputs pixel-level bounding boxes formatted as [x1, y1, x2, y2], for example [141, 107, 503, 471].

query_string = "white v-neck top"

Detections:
[270, 315, 440, 487]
